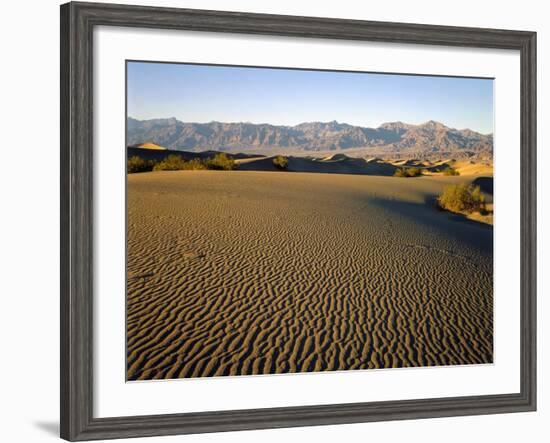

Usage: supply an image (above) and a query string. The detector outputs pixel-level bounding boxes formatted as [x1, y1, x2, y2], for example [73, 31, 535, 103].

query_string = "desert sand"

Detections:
[127, 170, 493, 380]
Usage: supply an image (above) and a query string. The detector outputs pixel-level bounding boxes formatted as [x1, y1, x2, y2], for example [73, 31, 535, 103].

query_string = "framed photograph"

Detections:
[60, 1, 536, 440]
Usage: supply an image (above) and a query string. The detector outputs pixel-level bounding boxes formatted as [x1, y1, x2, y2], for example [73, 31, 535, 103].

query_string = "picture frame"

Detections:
[60, 1, 537, 441]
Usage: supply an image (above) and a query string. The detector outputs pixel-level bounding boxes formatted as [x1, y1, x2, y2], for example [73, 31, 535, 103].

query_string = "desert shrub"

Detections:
[393, 168, 405, 177]
[272, 155, 289, 170]
[442, 166, 460, 176]
[159, 156, 210, 171]
[142, 153, 238, 172]
[407, 167, 422, 177]
[127, 156, 155, 173]
[182, 158, 208, 170]
[205, 153, 235, 170]
[394, 167, 422, 177]
[438, 183, 486, 214]
[153, 154, 187, 171]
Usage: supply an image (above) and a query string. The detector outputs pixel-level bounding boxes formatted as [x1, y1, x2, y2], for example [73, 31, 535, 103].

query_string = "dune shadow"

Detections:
[472, 176, 493, 195]
[237, 155, 399, 176]
[444, 211, 492, 229]
[368, 196, 493, 255]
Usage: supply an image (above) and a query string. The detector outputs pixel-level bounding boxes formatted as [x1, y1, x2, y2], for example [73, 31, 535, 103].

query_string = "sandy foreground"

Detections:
[127, 171, 493, 380]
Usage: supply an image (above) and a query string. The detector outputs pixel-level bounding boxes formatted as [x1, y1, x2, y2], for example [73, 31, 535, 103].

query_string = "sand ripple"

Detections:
[127, 171, 493, 380]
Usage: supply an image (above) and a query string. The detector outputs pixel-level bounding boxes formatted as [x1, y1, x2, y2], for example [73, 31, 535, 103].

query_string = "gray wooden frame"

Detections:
[60, 1, 537, 441]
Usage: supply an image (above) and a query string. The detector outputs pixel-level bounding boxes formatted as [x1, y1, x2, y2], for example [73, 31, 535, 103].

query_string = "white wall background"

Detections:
[0, 0, 547, 441]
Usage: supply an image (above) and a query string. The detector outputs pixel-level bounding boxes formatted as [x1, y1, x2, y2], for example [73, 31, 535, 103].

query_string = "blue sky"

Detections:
[127, 61, 494, 134]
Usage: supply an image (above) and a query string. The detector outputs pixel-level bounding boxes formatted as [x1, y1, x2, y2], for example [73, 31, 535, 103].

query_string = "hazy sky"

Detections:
[127, 61, 494, 134]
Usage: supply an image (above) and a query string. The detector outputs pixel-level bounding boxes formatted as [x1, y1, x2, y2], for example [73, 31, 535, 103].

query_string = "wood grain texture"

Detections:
[60, 1, 536, 440]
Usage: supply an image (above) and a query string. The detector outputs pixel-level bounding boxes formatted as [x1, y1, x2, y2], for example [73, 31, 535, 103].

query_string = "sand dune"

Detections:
[452, 159, 494, 176]
[127, 171, 493, 380]
[236, 154, 398, 175]
[236, 154, 492, 177]
[131, 142, 167, 150]
[388, 158, 494, 177]
[417, 158, 494, 176]
[128, 146, 492, 178]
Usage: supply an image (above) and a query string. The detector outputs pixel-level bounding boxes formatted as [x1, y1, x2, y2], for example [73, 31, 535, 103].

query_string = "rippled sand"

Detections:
[127, 171, 493, 380]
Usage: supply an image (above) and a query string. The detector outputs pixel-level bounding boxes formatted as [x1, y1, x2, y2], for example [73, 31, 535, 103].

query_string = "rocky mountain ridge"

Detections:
[127, 117, 493, 156]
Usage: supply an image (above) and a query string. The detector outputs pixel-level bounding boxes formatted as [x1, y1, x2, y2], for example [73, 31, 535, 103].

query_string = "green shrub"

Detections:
[394, 167, 422, 177]
[438, 183, 486, 214]
[183, 158, 208, 170]
[442, 166, 460, 176]
[205, 153, 235, 170]
[135, 152, 237, 172]
[127, 156, 155, 173]
[272, 155, 289, 170]
[153, 154, 187, 171]
[393, 168, 405, 177]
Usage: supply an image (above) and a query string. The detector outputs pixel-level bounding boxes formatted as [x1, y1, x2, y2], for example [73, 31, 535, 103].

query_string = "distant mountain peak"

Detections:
[422, 119, 447, 128]
[379, 121, 411, 130]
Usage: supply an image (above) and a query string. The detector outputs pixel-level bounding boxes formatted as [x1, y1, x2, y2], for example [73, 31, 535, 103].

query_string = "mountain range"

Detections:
[127, 117, 493, 157]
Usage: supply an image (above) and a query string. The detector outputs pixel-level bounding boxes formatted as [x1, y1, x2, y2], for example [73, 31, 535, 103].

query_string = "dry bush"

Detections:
[442, 166, 460, 176]
[438, 183, 486, 214]
[205, 153, 235, 170]
[127, 156, 155, 173]
[394, 167, 422, 177]
[153, 154, 187, 171]
[272, 155, 289, 170]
